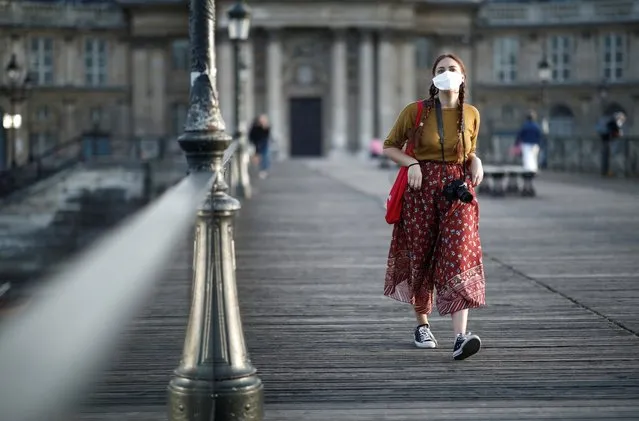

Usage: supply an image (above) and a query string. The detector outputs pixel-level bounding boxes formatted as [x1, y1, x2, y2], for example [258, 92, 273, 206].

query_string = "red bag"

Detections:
[385, 101, 425, 224]
[509, 143, 522, 157]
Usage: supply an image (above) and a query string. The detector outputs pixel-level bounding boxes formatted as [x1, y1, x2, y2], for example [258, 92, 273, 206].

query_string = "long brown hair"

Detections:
[422, 53, 468, 161]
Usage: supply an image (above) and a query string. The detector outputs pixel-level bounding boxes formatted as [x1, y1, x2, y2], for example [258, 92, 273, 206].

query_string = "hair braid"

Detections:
[455, 82, 466, 162]
[411, 84, 438, 146]
[429, 83, 439, 100]
[423, 84, 438, 116]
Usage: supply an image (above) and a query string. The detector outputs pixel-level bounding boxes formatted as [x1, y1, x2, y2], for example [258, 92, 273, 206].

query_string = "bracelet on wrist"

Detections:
[407, 162, 420, 169]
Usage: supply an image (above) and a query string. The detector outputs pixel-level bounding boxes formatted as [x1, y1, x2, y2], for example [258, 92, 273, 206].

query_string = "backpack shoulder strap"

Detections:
[415, 100, 424, 126]
[406, 99, 428, 156]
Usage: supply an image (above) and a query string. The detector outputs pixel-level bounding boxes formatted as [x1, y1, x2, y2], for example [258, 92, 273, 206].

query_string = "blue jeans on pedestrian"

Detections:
[257, 141, 270, 172]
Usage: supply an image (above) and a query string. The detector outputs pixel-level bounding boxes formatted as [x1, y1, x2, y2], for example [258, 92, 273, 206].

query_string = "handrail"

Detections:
[0, 141, 237, 421]
[479, 135, 639, 177]
[0, 135, 171, 201]
[0, 135, 84, 199]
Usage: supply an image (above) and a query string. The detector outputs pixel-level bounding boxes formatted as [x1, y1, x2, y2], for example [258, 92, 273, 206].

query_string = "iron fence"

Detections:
[479, 135, 639, 177]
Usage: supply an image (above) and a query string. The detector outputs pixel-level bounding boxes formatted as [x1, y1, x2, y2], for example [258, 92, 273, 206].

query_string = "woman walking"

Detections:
[249, 114, 272, 179]
[382, 53, 486, 360]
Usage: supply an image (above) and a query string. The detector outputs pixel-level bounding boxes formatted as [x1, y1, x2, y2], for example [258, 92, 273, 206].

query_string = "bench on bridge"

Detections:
[479, 164, 537, 197]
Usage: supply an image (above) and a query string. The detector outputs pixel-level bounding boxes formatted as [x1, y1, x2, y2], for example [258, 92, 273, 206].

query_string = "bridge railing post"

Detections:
[167, 0, 263, 420]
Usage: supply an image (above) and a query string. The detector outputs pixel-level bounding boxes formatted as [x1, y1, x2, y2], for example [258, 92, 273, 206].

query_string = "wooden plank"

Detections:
[71, 160, 639, 420]
[235, 161, 639, 418]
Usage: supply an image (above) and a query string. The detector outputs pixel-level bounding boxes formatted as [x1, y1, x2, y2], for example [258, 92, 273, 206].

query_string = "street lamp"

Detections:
[1, 54, 31, 169]
[535, 55, 552, 172]
[537, 56, 551, 136]
[6, 56, 20, 84]
[538, 57, 551, 84]
[227, 0, 251, 140]
[598, 77, 608, 116]
[227, 0, 252, 199]
[227, 1, 251, 42]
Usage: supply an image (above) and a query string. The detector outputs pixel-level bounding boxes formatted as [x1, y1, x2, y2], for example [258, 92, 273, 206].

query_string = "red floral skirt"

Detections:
[383, 161, 486, 316]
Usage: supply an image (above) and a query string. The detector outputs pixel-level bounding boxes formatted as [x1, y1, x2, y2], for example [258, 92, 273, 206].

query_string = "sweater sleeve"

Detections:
[468, 105, 481, 154]
[383, 102, 418, 150]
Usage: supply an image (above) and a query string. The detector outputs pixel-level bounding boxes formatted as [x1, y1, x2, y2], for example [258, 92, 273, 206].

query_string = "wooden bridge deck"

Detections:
[72, 159, 639, 420]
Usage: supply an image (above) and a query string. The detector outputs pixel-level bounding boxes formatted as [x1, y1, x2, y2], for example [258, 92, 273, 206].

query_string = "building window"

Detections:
[172, 103, 188, 135]
[35, 105, 50, 122]
[89, 106, 103, 128]
[493, 37, 518, 83]
[29, 132, 57, 157]
[171, 39, 190, 71]
[29, 38, 54, 85]
[85, 38, 108, 86]
[602, 33, 626, 81]
[548, 35, 572, 82]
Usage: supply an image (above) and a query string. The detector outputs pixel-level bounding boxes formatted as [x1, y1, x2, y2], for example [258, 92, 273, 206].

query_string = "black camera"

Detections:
[443, 179, 473, 203]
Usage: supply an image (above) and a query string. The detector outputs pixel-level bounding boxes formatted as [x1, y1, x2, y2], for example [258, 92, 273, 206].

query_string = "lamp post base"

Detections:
[214, 376, 263, 421]
[168, 376, 215, 421]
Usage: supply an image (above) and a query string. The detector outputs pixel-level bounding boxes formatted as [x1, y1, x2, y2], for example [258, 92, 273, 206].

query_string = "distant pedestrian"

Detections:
[597, 111, 626, 177]
[382, 53, 485, 361]
[515, 110, 543, 173]
[248, 114, 271, 179]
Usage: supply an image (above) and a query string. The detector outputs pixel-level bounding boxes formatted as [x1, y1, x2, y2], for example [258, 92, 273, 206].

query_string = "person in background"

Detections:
[598, 111, 626, 177]
[515, 111, 543, 196]
[249, 114, 271, 179]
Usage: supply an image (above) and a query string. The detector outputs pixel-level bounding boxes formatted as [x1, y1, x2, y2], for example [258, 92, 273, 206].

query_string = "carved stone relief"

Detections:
[281, 30, 331, 91]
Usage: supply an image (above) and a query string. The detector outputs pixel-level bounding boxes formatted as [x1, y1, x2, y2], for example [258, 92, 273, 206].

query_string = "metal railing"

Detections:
[0, 136, 169, 201]
[0, 136, 87, 199]
[479, 135, 639, 177]
[545, 136, 639, 176]
[0, 1, 260, 421]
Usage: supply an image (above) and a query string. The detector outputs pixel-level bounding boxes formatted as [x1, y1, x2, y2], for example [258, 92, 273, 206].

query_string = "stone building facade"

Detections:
[0, 0, 637, 168]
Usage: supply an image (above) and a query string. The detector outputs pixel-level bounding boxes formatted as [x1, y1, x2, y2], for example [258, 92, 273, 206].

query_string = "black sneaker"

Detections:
[452, 332, 481, 360]
[414, 324, 438, 349]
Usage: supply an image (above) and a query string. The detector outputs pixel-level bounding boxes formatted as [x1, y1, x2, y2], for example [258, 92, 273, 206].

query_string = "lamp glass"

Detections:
[12, 114, 22, 129]
[2, 114, 11, 129]
[228, 17, 251, 41]
[7, 68, 19, 83]
[538, 67, 551, 82]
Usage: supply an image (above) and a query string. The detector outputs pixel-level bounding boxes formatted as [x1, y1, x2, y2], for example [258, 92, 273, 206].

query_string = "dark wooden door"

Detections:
[289, 97, 322, 157]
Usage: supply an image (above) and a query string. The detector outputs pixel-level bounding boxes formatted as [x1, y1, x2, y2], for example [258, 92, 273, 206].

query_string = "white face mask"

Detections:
[432, 71, 464, 91]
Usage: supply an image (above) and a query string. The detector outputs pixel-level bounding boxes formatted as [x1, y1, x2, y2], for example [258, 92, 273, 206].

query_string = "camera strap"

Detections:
[435, 98, 446, 165]
[434, 98, 468, 182]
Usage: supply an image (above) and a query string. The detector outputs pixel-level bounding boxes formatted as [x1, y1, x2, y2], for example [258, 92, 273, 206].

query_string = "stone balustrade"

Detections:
[478, 0, 639, 26]
[0, 0, 125, 29]
[217, 1, 415, 29]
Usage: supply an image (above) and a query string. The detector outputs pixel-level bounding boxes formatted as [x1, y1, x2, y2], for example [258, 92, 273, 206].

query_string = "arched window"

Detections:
[549, 104, 575, 137]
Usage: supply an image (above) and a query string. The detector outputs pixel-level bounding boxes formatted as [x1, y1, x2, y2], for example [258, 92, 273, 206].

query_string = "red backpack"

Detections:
[384, 100, 425, 224]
